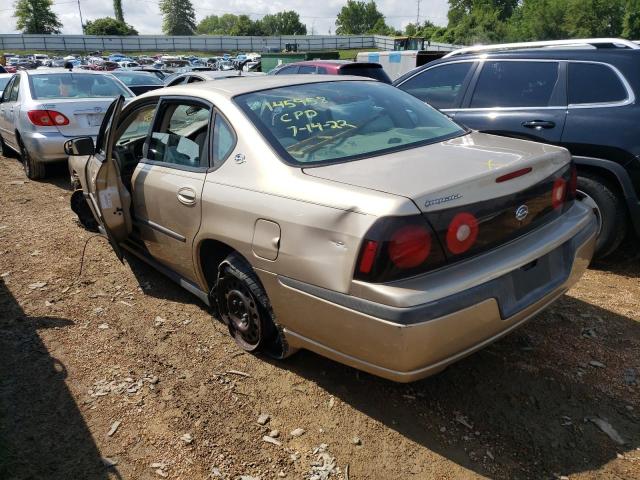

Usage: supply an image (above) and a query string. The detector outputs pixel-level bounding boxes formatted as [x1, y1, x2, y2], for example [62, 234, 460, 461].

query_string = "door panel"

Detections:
[1, 76, 20, 147]
[85, 96, 132, 261]
[129, 99, 211, 282]
[0, 76, 16, 141]
[455, 60, 567, 144]
[131, 164, 205, 281]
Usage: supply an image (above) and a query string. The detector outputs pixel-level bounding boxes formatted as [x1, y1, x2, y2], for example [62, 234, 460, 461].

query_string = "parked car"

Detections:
[269, 60, 392, 84]
[394, 38, 640, 258]
[66, 76, 596, 382]
[0, 73, 12, 97]
[0, 70, 133, 179]
[164, 70, 264, 87]
[110, 71, 164, 95]
[129, 67, 168, 81]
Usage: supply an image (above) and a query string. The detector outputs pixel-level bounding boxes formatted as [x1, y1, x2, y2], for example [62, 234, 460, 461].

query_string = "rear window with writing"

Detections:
[235, 81, 465, 165]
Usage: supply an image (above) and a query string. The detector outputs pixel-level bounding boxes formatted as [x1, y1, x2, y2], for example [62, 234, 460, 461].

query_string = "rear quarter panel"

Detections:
[191, 97, 417, 293]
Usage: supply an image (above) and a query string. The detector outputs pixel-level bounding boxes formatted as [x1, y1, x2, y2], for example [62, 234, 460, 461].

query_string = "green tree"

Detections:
[259, 11, 307, 35]
[85, 17, 137, 35]
[448, 0, 518, 26]
[197, 14, 262, 35]
[404, 19, 445, 40]
[14, 0, 62, 34]
[446, 0, 509, 44]
[160, 0, 196, 35]
[564, 0, 625, 38]
[623, 0, 640, 38]
[113, 0, 124, 23]
[335, 0, 391, 35]
[506, 0, 568, 41]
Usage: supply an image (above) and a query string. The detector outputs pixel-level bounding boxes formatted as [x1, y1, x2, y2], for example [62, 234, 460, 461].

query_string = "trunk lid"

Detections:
[31, 98, 118, 137]
[303, 132, 570, 212]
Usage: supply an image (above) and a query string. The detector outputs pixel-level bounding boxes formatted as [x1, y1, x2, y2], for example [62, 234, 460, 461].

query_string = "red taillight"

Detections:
[552, 178, 567, 209]
[358, 240, 378, 274]
[388, 225, 431, 268]
[495, 167, 533, 183]
[446, 212, 479, 255]
[27, 110, 70, 126]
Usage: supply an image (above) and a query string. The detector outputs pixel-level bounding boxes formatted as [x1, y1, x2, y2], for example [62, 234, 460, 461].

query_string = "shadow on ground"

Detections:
[274, 296, 640, 479]
[591, 234, 640, 277]
[0, 279, 121, 480]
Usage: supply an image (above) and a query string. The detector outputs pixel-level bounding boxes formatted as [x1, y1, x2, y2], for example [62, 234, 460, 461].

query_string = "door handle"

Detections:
[177, 187, 196, 205]
[522, 120, 555, 130]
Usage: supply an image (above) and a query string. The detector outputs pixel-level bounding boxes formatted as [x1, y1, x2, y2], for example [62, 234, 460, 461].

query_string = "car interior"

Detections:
[112, 102, 210, 190]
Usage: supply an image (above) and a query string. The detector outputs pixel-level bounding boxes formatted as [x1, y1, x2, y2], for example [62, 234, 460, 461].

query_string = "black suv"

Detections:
[394, 42, 640, 258]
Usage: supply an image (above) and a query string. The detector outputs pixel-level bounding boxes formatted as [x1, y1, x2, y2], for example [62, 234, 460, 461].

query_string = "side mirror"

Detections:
[64, 137, 95, 156]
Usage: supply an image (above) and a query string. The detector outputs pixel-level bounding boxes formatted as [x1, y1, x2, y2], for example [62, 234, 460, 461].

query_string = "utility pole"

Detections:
[416, 0, 421, 26]
[77, 0, 85, 34]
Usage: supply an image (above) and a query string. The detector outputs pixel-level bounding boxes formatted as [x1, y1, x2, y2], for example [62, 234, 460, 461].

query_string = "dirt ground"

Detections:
[0, 155, 638, 480]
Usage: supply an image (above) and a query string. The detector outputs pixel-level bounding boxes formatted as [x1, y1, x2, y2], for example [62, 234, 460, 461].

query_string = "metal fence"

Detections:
[0, 34, 458, 54]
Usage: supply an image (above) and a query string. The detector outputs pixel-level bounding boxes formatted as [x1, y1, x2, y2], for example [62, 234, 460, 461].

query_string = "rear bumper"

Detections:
[257, 202, 598, 382]
[20, 130, 69, 163]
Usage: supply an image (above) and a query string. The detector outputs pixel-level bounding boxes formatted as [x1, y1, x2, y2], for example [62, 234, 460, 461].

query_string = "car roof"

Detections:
[429, 47, 640, 63]
[0, 73, 13, 78]
[395, 48, 640, 84]
[144, 75, 374, 99]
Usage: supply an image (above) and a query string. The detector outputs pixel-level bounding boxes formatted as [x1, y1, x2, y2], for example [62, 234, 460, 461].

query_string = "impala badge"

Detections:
[515, 204, 529, 221]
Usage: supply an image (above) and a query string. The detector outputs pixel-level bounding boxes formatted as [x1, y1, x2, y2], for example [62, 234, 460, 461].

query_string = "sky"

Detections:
[0, 0, 449, 36]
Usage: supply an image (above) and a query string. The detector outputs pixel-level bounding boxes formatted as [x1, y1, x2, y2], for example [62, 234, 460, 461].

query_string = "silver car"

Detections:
[164, 70, 264, 87]
[0, 69, 133, 179]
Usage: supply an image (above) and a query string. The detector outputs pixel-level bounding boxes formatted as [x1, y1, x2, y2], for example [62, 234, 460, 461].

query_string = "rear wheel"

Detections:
[214, 253, 285, 358]
[577, 173, 627, 259]
[19, 138, 46, 180]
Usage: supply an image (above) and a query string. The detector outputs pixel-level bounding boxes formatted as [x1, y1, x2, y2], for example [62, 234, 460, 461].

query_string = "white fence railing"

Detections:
[0, 34, 459, 53]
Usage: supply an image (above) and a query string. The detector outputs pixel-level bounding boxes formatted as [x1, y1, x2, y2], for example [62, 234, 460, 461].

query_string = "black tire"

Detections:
[214, 253, 285, 358]
[577, 173, 627, 259]
[18, 137, 46, 180]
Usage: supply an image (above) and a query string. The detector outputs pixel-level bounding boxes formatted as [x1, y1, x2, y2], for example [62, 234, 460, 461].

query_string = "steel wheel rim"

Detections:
[221, 276, 261, 349]
[576, 189, 602, 236]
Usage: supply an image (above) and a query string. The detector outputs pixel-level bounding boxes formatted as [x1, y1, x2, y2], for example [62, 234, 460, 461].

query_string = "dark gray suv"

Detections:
[394, 39, 640, 258]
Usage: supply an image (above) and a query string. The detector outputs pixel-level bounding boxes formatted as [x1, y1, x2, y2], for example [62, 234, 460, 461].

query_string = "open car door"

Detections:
[84, 95, 132, 262]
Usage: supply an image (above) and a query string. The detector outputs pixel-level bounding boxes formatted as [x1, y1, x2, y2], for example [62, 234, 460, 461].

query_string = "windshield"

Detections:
[112, 72, 163, 86]
[235, 80, 465, 165]
[29, 73, 133, 100]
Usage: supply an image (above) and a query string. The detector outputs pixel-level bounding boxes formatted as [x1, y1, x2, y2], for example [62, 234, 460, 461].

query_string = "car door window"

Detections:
[470, 61, 560, 108]
[317, 67, 328, 74]
[1, 77, 15, 102]
[276, 65, 298, 74]
[212, 114, 235, 169]
[298, 66, 316, 74]
[188, 76, 203, 83]
[8, 76, 20, 101]
[168, 76, 188, 87]
[398, 62, 473, 109]
[148, 101, 210, 168]
[568, 62, 627, 105]
[114, 103, 158, 173]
